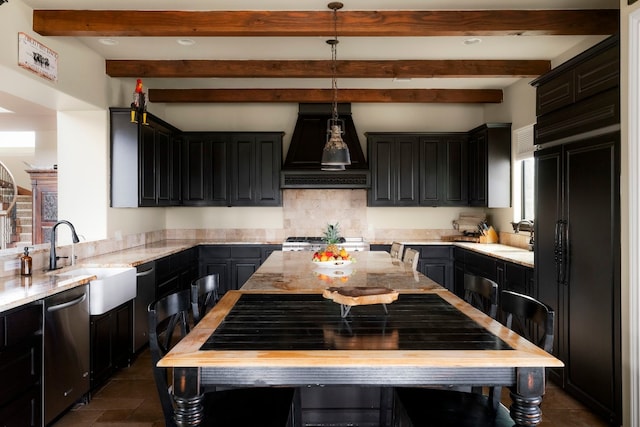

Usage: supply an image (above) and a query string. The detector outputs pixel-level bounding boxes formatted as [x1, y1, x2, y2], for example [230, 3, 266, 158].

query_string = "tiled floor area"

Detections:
[52, 348, 611, 427]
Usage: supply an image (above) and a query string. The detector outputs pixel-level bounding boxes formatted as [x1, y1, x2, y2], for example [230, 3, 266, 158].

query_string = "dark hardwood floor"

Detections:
[51, 348, 610, 427]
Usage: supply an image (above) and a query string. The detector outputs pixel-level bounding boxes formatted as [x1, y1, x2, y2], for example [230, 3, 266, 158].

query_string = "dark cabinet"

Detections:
[367, 134, 420, 206]
[535, 134, 621, 424]
[467, 123, 511, 208]
[532, 34, 621, 426]
[535, 37, 619, 117]
[90, 300, 133, 390]
[368, 128, 508, 208]
[110, 108, 182, 208]
[155, 248, 198, 299]
[199, 245, 276, 295]
[182, 132, 282, 206]
[419, 133, 468, 206]
[453, 248, 533, 301]
[0, 303, 42, 427]
[405, 245, 454, 292]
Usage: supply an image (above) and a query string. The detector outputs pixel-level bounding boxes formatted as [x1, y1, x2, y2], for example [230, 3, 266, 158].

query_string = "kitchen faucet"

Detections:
[49, 220, 80, 271]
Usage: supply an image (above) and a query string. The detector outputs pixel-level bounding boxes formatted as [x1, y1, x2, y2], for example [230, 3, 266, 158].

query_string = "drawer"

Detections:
[230, 246, 262, 258]
[199, 245, 231, 259]
[0, 340, 41, 405]
[5, 305, 41, 347]
[417, 245, 452, 259]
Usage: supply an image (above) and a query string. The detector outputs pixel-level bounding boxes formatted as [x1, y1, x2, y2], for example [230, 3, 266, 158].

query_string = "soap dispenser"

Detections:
[20, 246, 32, 276]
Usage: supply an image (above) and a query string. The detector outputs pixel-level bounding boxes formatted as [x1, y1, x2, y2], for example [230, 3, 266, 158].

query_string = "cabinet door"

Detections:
[563, 135, 620, 421]
[112, 302, 132, 369]
[468, 129, 487, 206]
[468, 125, 511, 208]
[170, 135, 182, 205]
[90, 311, 114, 387]
[420, 134, 469, 206]
[232, 259, 261, 290]
[182, 134, 228, 206]
[418, 137, 439, 205]
[396, 136, 420, 206]
[182, 136, 209, 204]
[368, 135, 396, 206]
[534, 145, 562, 361]
[440, 134, 468, 206]
[230, 135, 256, 206]
[139, 124, 156, 206]
[368, 134, 419, 206]
[154, 124, 171, 206]
[255, 134, 282, 206]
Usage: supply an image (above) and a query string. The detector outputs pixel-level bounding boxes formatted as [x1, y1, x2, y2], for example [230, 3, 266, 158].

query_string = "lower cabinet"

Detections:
[90, 300, 133, 390]
[0, 303, 42, 427]
[155, 248, 198, 299]
[454, 247, 535, 300]
[373, 244, 455, 292]
[199, 244, 281, 295]
[405, 245, 454, 292]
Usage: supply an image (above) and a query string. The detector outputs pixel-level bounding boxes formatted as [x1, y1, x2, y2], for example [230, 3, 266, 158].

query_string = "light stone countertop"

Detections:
[0, 239, 531, 313]
[372, 240, 534, 268]
[241, 251, 444, 292]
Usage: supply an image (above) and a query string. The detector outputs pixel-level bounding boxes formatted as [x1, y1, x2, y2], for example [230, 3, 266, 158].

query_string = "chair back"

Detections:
[500, 290, 555, 352]
[191, 273, 220, 324]
[403, 248, 420, 271]
[148, 289, 192, 427]
[390, 242, 404, 259]
[463, 273, 498, 319]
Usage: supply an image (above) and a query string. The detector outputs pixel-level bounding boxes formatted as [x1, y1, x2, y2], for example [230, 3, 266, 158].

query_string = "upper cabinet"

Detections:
[367, 126, 510, 208]
[468, 123, 512, 208]
[182, 132, 282, 207]
[110, 108, 182, 208]
[111, 108, 282, 208]
[532, 35, 620, 147]
[367, 133, 420, 206]
[419, 133, 468, 207]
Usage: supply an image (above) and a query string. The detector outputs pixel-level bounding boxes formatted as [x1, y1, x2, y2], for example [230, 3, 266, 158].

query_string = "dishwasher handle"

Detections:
[136, 267, 154, 277]
[46, 293, 87, 313]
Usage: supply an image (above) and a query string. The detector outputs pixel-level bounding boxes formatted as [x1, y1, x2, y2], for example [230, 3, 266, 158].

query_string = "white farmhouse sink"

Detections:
[57, 267, 137, 315]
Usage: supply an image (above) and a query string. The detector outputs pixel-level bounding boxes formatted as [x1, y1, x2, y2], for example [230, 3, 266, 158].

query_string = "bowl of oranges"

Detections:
[311, 248, 354, 269]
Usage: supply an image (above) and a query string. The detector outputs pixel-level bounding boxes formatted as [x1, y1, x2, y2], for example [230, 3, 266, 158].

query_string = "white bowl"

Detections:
[311, 259, 353, 269]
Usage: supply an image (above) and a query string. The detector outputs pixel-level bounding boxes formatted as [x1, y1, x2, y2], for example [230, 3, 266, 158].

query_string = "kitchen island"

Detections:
[159, 250, 562, 427]
[242, 250, 443, 292]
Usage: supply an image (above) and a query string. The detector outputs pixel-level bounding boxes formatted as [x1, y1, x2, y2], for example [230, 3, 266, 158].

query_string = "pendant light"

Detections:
[321, 2, 351, 169]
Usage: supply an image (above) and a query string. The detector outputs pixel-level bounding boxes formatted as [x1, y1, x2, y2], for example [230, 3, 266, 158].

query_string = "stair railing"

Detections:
[0, 160, 18, 250]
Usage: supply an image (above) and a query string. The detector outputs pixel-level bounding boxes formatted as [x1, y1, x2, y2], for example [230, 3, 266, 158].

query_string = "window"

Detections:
[520, 158, 535, 220]
[513, 125, 535, 222]
[0, 131, 35, 149]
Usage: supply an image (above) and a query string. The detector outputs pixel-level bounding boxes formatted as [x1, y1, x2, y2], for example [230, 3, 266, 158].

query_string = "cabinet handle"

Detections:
[561, 220, 569, 286]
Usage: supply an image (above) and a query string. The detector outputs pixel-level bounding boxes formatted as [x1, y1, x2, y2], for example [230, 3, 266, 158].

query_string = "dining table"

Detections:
[158, 251, 563, 426]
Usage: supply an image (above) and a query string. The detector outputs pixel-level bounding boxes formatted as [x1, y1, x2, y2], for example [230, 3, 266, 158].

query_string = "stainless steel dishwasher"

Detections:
[43, 285, 90, 425]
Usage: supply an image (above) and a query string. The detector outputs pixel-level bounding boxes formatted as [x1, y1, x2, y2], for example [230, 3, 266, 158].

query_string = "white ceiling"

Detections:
[0, 0, 619, 128]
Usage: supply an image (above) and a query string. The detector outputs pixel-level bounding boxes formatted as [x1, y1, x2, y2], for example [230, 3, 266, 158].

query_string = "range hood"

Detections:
[281, 104, 370, 189]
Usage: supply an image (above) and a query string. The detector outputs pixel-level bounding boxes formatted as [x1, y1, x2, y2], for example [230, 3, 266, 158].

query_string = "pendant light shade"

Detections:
[321, 2, 351, 168]
[322, 123, 351, 166]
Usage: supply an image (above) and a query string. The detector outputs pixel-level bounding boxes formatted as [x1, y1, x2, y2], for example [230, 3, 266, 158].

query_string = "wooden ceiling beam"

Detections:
[148, 88, 503, 104]
[33, 10, 618, 37]
[106, 59, 550, 78]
